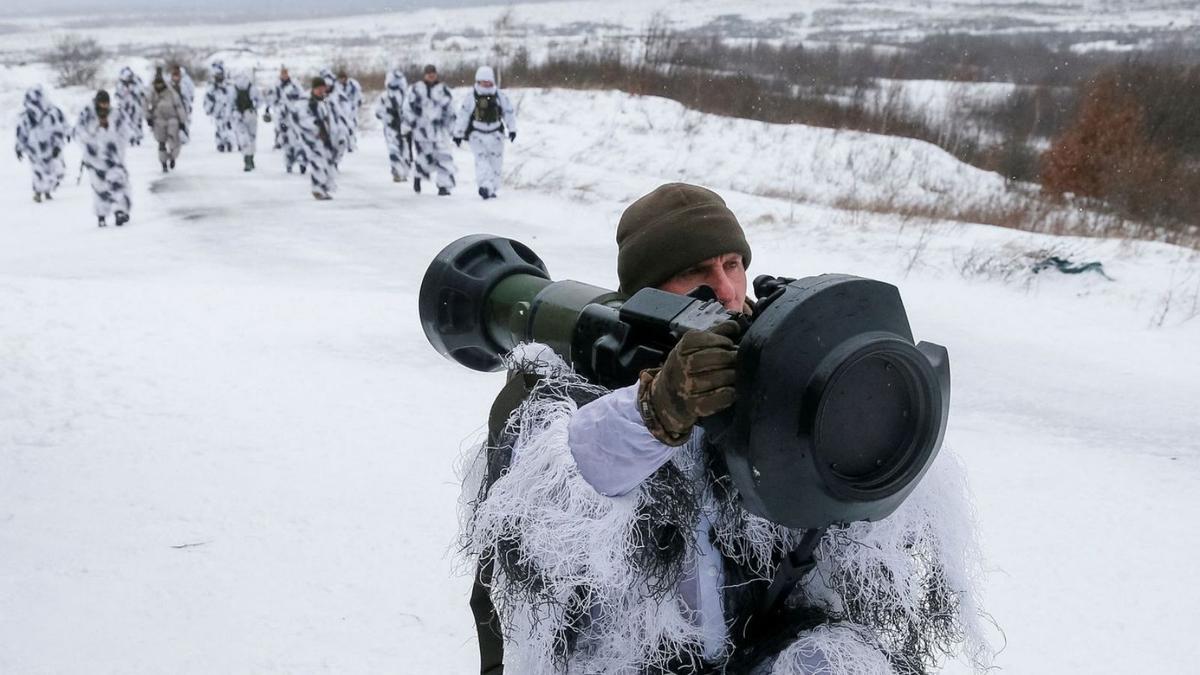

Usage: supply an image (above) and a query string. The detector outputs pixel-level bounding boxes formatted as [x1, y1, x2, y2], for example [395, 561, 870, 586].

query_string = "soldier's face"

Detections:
[658, 253, 748, 312]
[171, 73, 181, 84]
[423, 72, 437, 84]
[97, 101, 110, 116]
[313, 85, 327, 98]
[281, 70, 289, 81]
[478, 79, 495, 88]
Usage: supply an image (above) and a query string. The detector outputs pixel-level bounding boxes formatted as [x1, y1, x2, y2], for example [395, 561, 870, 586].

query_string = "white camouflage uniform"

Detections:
[264, 72, 304, 171]
[74, 100, 133, 221]
[292, 92, 339, 198]
[174, 67, 195, 145]
[115, 67, 146, 147]
[318, 69, 352, 161]
[372, 68, 411, 181]
[14, 86, 69, 198]
[453, 66, 517, 199]
[230, 74, 263, 159]
[335, 74, 362, 152]
[403, 75, 457, 192]
[203, 61, 236, 152]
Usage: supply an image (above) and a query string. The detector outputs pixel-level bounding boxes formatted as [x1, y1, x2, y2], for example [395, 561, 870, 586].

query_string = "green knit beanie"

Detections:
[616, 183, 752, 294]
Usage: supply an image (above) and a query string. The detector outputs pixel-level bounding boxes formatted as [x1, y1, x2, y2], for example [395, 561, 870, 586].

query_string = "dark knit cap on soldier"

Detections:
[311, 76, 325, 89]
[616, 183, 752, 294]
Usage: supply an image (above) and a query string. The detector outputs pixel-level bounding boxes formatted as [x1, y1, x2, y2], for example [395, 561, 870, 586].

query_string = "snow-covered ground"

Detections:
[2, 0, 1198, 76]
[3, 11, 1200, 674]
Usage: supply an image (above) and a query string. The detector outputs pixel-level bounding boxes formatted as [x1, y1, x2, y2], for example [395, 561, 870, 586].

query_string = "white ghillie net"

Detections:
[458, 344, 993, 674]
[798, 451, 993, 674]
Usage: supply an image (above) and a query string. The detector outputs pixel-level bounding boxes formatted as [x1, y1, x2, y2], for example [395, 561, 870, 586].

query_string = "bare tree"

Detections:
[45, 34, 105, 88]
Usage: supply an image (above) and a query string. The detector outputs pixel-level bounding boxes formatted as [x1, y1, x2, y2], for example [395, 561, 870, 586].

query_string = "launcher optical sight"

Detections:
[419, 235, 951, 530]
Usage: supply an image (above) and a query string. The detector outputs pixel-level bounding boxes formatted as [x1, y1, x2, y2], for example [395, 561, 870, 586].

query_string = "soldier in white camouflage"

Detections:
[453, 66, 517, 200]
[373, 67, 411, 183]
[74, 90, 134, 227]
[403, 64, 457, 196]
[14, 85, 69, 203]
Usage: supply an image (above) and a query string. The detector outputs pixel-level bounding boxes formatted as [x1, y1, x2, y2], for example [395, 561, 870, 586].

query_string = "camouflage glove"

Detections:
[508, 131, 516, 142]
[263, 112, 272, 123]
[453, 137, 463, 147]
[638, 320, 740, 446]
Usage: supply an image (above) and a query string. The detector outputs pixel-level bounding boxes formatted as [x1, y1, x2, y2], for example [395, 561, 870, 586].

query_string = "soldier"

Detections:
[170, 65, 195, 145]
[453, 66, 517, 200]
[147, 68, 187, 173]
[461, 184, 988, 674]
[403, 64, 456, 196]
[14, 85, 70, 203]
[335, 69, 363, 153]
[74, 90, 133, 227]
[318, 67, 352, 162]
[372, 67, 411, 183]
[115, 66, 146, 147]
[263, 66, 305, 173]
[231, 73, 263, 172]
[292, 77, 339, 201]
[203, 60, 236, 153]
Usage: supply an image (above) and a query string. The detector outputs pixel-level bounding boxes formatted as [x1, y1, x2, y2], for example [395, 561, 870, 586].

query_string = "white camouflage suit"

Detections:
[453, 66, 517, 199]
[403, 75, 457, 192]
[264, 72, 304, 171]
[292, 91, 339, 198]
[335, 74, 362, 152]
[14, 86, 69, 199]
[230, 74, 263, 159]
[203, 61, 236, 152]
[318, 69, 353, 161]
[115, 66, 146, 147]
[372, 68, 411, 181]
[74, 97, 133, 221]
[174, 67, 195, 145]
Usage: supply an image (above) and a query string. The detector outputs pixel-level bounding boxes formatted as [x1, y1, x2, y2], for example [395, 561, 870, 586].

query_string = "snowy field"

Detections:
[3, 5, 1200, 674]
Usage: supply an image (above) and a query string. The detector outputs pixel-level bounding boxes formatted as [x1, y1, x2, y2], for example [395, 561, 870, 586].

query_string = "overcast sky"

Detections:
[0, 0, 544, 19]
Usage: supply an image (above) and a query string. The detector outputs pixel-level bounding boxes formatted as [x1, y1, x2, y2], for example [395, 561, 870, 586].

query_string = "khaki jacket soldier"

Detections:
[147, 70, 187, 172]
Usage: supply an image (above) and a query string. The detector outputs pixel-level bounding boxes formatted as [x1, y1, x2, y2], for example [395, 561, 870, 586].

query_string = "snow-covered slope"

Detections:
[2, 56, 1199, 675]
[2, 0, 1198, 75]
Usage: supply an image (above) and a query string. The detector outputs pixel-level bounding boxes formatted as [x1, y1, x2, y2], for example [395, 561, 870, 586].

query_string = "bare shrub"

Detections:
[1041, 64, 1200, 239]
[45, 34, 104, 87]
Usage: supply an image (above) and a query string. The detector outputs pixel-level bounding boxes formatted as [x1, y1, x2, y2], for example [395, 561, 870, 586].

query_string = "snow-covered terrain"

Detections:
[3, 4, 1200, 674]
[2, 0, 1198, 76]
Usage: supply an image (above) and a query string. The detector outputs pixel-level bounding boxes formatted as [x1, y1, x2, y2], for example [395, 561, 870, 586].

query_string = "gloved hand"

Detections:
[263, 113, 272, 123]
[508, 131, 516, 142]
[637, 320, 740, 446]
[52, 147, 60, 158]
[453, 137, 463, 147]
[147, 119, 154, 129]
[16, 150, 23, 161]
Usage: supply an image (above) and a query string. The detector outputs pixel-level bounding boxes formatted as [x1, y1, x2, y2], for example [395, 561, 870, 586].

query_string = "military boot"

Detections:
[413, 177, 421, 193]
[438, 187, 451, 196]
[115, 211, 129, 227]
[98, 216, 107, 227]
[33, 192, 42, 203]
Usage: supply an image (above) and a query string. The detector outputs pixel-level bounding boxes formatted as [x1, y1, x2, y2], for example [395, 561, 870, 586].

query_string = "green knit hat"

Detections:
[616, 183, 752, 294]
